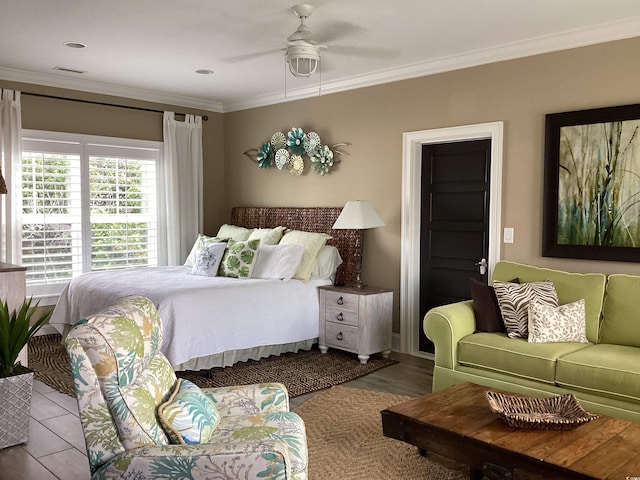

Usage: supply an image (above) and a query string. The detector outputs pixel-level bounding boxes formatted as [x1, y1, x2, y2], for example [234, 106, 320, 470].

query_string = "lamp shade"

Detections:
[332, 200, 385, 230]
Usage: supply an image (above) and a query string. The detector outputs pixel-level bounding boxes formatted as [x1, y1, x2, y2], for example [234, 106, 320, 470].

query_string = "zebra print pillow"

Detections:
[493, 280, 558, 338]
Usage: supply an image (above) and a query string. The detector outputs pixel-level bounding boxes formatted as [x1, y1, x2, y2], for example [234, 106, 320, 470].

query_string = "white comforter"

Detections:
[51, 266, 330, 366]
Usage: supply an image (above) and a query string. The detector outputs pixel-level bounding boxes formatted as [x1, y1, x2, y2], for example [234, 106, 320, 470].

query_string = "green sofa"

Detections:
[424, 260, 640, 422]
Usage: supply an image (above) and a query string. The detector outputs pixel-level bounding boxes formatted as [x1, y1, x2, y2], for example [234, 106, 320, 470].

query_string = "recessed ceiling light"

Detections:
[195, 69, 214, 75]
[63, 41, 86, 49]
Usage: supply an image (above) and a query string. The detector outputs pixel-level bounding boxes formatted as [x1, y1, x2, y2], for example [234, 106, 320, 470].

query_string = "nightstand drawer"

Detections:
[325, 306, 359, 326]
[324, 322, 358, 350]
[324, 290, 359, 313]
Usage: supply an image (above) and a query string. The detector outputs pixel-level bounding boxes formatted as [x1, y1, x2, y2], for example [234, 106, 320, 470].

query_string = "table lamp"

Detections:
[332, 200, 385, 288]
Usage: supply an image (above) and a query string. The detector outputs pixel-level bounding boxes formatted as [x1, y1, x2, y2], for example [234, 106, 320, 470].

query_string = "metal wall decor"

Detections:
[245, 127, 349, 176]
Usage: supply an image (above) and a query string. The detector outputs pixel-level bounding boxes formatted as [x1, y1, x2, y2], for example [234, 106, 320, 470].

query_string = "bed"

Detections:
[50, 206, 361, 370]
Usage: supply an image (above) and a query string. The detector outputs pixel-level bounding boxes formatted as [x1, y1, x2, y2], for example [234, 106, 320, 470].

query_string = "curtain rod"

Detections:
[22, 92, 209, 121]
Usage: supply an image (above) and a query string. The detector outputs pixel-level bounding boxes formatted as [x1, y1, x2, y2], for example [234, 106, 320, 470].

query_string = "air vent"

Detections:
[52, 66, 86, 74]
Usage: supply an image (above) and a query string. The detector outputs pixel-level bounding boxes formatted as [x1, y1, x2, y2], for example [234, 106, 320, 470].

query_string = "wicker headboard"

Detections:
[230, 206, 361, 286]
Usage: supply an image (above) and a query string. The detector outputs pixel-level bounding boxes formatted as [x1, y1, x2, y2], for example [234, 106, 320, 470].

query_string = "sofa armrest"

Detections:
[92, 441, 295, 480]
[203, 383, 290, 416]
[423, 300, 476, 370]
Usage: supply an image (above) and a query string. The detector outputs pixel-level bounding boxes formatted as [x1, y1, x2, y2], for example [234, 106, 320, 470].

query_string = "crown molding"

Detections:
[225, 15, 640, 112]
[2, 15, 639, 114]
[0, 67, 225, 113]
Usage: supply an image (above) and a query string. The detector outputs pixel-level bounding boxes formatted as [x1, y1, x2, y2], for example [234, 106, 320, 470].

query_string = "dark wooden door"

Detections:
[419, 139, 491, 353]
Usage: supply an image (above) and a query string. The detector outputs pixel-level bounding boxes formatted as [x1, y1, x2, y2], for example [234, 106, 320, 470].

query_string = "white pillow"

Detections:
[184, 234, 226, 267]
[252, 244, 305, 280]
[190, 242, 226, 277]
[248, 226, 286, 245]
[528, 299, 588, 343]
[311, 245, 343, 280]
[216, 224, 252, 241]
[279, 230, 331, 281]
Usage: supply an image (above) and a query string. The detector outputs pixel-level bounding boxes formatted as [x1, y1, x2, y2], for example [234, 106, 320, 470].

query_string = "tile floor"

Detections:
[0, 352, 434, 480]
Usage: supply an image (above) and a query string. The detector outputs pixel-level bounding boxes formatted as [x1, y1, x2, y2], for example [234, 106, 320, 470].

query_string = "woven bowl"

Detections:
[485, 391, 599, 430]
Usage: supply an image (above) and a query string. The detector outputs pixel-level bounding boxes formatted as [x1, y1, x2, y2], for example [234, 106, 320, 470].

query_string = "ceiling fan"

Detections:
[224, 3, 398, 79]
[285, 4, 324, 77]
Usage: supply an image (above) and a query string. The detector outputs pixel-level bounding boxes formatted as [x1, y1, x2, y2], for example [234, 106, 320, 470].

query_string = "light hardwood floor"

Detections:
[0, 351, 434, 480]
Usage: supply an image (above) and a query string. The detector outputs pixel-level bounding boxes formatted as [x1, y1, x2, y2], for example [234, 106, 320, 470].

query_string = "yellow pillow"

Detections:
[216, 224, 252, 241]
[279, 230, 331, 281]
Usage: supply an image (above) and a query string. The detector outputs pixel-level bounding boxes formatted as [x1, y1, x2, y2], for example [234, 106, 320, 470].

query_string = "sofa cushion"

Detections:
[528, 299, 588, 344]
[556, 344, 640, 405]
[600, 274, 640, 347]
[492, 261, 606, 343]
[458, 332, 591, 384]
[494, 280, 558, 338]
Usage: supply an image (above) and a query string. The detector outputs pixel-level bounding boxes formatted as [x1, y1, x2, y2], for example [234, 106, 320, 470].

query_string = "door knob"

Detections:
[475, 258, 488, 275]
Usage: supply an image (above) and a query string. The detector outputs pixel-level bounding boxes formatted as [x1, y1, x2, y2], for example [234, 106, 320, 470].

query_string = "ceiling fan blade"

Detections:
[313, 21, 366, 44]
[328, 44, 400, 60]
[221, 48, 284, 63]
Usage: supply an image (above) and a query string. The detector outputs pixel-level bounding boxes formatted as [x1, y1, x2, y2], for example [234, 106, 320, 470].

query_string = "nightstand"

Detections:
[318, 284, 393, 364]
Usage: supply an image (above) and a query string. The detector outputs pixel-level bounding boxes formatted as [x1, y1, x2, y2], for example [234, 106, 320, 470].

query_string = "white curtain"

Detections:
[0, 89, 22, 264]
[162, 112, 203, 265]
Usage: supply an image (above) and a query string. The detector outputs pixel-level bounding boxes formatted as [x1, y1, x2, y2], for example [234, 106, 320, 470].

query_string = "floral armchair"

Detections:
[65, 295, 307, 480]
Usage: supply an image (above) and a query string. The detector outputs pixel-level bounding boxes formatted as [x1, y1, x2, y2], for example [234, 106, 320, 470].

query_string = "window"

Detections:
[21, 131, 164, 300]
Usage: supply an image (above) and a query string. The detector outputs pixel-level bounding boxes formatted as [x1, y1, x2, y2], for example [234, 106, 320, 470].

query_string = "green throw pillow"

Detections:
[158, 379, 220, 445]
[219, 239, 260, 278]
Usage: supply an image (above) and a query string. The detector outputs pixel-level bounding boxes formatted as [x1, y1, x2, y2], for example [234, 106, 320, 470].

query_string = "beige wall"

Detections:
[4, 36, 640, 335]
[224, 37, 640, 332]
[0, 80, 227, 235]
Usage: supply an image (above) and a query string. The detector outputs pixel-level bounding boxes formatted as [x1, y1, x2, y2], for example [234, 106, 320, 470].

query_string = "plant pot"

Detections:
[0, 366, 33, 449]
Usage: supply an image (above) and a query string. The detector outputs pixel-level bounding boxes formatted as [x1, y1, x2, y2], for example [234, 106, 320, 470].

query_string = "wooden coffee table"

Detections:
[381, 382, 640, 480]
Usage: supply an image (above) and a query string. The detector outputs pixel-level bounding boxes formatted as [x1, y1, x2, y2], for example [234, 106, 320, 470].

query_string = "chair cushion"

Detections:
[458, 332, 591, 383]
[211, 411, 308, 475]
[556, 344, 640, 405]
[158, 379, 221, 445]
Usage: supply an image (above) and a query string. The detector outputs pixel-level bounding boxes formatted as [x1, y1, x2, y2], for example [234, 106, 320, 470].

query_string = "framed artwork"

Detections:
[543, 103, 640, 262]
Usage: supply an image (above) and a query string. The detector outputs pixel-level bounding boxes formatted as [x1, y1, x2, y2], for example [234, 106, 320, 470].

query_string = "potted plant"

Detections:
[0, 297, 52, 448]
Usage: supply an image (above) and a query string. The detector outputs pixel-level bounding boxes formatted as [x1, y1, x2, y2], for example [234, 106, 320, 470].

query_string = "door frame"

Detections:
[400, 121, 504, 358]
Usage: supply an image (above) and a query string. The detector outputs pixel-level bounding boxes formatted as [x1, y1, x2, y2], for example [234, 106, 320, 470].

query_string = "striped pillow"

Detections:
[493, 280, 558, 338]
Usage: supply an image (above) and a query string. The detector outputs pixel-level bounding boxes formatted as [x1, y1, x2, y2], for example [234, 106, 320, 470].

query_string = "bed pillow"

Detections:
[184, 234, 227, 267]
[279, 230, 331, 281]
[216, 224, 252, 241]
[528, 299, 588, 343]
[218, 239, 261, 278]
[158, 379, 220, 445]
[311, 245, 343, 281]
[190, 242, 226, 277]
[248, 226, 286, 245]
[493, 280, 558, 338]
[251, 244, 305, 280]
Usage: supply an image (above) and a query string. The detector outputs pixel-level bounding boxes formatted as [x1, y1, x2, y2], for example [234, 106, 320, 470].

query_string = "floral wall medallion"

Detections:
[244, 128, 349, 176]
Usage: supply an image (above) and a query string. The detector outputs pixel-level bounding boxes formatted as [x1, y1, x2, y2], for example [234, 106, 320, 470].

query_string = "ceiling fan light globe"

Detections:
[286, 44, 320, 77]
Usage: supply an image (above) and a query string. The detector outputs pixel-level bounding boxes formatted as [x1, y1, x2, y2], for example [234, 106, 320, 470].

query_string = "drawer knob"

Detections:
[336, 332, 343, 341]
[337, 296, 344, 305]
[336, 312, 344, 321]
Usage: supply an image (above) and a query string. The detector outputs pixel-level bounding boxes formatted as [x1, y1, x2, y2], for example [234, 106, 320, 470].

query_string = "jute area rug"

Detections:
[28, 334, 398, 398]
[296, 386, 466, 480]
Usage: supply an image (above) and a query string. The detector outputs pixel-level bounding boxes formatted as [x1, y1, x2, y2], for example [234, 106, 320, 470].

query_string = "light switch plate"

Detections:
[504, 227, 514, 244]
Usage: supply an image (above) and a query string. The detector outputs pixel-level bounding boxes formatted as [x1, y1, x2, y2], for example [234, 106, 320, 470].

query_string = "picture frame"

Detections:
[542, 103, 640, 262]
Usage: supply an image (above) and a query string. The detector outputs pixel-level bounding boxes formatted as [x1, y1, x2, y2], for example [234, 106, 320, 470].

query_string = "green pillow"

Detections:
[219, 239, 260, 278]
[158, 379, 220, 445]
